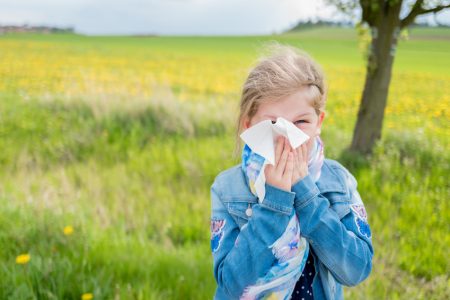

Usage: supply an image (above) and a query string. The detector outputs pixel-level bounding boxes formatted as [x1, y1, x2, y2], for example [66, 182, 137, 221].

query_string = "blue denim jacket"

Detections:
[210, 158, 373, 300]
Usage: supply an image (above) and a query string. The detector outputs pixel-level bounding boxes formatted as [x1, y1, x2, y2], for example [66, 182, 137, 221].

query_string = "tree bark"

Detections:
[350, 4, 401, 155]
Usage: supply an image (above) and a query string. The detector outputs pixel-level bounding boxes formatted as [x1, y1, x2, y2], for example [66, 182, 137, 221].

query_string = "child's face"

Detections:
[244, 88, 325, 154]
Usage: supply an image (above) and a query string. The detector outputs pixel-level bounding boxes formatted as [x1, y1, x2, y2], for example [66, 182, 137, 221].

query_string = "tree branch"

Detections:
[420, 4, 450, 14]
[360, 0, 371, 23]
[400, 0, 424, 28]
[359, 0, 383, 26]
[401, 1, 450, 28]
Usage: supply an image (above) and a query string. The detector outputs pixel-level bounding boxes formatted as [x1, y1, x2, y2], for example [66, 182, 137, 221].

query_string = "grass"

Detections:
[0, 27, 449, 299]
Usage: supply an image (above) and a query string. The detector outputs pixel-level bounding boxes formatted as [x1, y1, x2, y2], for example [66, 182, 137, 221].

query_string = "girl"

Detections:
[210, 43, 373, 300]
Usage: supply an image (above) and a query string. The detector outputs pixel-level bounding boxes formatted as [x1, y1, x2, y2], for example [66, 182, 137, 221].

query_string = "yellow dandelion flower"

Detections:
[16, 253, 31, 264]
[81, 293, 93, 300]
[63, 225, 74, 236]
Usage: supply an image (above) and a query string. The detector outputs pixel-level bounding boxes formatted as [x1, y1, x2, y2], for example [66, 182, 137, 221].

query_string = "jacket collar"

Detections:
[315, 159, 346, 194]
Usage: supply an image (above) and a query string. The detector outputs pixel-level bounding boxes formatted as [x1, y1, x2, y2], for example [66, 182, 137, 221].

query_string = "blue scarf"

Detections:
[240, 136, 324, 299]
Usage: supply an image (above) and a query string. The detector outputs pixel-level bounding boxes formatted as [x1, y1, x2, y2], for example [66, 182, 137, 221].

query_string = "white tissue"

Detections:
[240, 117, 310, 202]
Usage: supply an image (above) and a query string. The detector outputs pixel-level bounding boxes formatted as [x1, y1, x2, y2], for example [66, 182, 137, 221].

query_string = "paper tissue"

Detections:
[240, 117, 310, 203]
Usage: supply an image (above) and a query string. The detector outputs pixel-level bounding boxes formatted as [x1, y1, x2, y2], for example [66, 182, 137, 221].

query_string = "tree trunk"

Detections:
[350, 10, 400, 155]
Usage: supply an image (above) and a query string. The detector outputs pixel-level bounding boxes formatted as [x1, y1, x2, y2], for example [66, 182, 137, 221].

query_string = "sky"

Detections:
[0, 0, 448, 35]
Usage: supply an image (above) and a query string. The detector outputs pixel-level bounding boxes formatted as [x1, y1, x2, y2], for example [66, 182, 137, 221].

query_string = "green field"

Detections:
[0, 27, 449, 299]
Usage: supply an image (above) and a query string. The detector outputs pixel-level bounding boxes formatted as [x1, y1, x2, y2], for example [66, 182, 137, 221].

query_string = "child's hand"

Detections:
[264, 136, 294, 192]
[292, 142, 309, 186]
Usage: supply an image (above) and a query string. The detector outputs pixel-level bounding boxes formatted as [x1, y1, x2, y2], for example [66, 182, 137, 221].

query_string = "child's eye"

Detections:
[271, 120, 276, 124]
[294, 120, 307, 124]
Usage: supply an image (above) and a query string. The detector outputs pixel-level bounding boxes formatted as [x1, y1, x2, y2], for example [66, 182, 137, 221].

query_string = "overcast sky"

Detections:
[0, 0, 448, 35]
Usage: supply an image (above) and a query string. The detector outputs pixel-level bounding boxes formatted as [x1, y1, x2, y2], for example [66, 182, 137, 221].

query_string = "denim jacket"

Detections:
[210, 158, 373, 300]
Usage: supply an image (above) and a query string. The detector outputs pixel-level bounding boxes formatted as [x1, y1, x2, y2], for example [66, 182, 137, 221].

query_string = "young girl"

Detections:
[210, 44, 373, 300]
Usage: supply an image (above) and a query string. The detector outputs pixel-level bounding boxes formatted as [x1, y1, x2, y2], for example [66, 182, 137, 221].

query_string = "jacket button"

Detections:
[245, 203, 253, 217]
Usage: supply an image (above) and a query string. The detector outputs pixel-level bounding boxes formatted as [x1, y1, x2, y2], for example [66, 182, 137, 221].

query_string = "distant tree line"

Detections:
[287, 18, 449, 32]
[0, 25, 75, 34]
[287, 20, 354, 31]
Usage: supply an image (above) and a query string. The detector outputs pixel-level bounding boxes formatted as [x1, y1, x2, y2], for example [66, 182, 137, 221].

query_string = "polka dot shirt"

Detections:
[291, 250, 315, 299]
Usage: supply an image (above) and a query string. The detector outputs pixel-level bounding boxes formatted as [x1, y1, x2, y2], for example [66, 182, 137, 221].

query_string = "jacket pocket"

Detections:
[322, 191, 351, 220]
[225, 199, 256, 229]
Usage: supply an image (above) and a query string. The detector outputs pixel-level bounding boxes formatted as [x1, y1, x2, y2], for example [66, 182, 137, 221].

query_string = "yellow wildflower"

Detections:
[63, 225, 74, 236]
[16, 253, 31, 264]
[81, 293, 93, 300]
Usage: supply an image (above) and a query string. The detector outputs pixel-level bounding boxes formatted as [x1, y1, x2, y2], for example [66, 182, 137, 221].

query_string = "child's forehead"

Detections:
[256, 93, 316, 116]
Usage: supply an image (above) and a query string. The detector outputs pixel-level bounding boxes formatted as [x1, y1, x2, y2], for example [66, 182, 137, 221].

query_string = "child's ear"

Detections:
[243, 118, 250, 129]
[316, 111, 326, 134]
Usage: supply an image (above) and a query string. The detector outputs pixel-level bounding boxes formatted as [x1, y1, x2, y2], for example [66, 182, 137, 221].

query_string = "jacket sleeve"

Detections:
[210, 177, 296, 298]
[292, 171, 373, 286]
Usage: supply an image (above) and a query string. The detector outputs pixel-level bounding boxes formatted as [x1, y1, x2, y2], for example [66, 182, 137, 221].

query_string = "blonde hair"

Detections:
[234, 42, 327, 158]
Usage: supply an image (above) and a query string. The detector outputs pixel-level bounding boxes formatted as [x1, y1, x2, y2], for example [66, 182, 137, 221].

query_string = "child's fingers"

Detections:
[292, 149, 300, 176]
[264, 162, 273, 173]
[293, 147, 299, 168]
[274, 136, 284, 165]
[283, 152, 294, 179]
[276, 139, 290, 174]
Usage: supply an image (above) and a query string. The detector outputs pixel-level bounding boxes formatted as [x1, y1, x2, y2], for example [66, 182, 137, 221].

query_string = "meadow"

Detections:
[0, 26, 449, 299]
